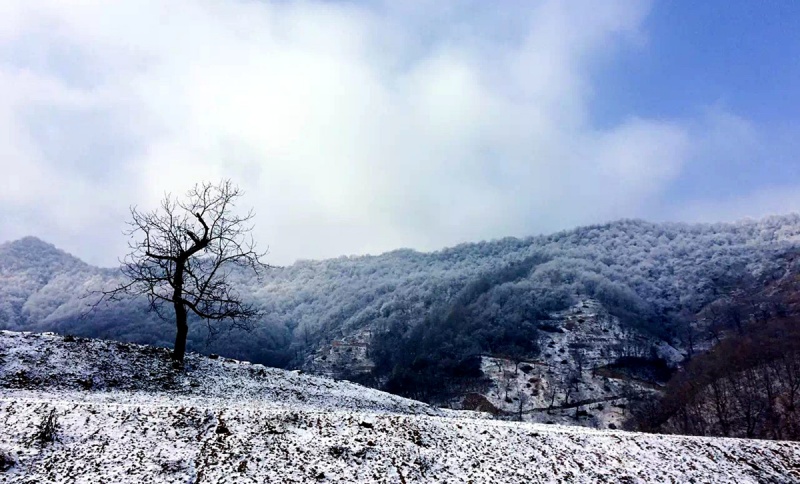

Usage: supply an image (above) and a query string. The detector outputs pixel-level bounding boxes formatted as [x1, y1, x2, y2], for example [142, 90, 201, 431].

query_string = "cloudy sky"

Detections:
[1, 0, 799, 266]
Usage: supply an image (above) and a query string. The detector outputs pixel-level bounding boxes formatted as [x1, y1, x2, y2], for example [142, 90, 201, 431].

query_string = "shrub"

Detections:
[32, 409, 59, 447]
[0, 449, 14, 472]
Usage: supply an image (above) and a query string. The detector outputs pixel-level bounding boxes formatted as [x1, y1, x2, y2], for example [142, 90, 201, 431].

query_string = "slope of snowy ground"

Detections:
[1, 331, 799, 483]
[0, 331, 443, 415]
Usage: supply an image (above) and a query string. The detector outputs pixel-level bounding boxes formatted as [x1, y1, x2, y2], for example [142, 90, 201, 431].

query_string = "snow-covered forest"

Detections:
[3, 215, 799, 368]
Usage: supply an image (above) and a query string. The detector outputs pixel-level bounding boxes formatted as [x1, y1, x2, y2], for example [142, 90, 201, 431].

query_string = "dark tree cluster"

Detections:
[368, 256, 550, 403]
[632, 316, 800, 440]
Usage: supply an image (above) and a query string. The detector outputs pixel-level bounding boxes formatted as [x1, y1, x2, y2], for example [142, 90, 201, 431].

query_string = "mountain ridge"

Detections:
[0, 236, 88, 273]
[7, 213, 800, 269]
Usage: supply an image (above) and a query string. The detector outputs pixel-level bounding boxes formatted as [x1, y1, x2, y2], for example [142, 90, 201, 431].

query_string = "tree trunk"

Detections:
[172, 258, 188, 362]
[173, 302, 189, 361]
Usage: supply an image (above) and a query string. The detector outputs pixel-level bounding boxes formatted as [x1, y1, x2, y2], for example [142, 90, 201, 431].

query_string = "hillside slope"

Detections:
[0, 331, 441, 415]
[1, 331, 799, 483]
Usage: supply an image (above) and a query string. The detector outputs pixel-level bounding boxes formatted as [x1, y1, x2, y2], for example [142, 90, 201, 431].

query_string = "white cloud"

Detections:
[3, 0, 777, 266]
[675, 185, 800, 224]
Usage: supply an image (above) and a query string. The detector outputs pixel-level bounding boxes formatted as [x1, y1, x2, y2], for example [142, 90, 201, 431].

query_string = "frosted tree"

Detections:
[102, 180, 268, 362]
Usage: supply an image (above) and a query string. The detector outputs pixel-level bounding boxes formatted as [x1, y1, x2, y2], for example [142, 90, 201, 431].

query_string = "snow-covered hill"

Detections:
[0, 331, 441, 416]
[472, 298, 674, 428]
[309, 298, 675, 430]
[1, 331, 799, 483]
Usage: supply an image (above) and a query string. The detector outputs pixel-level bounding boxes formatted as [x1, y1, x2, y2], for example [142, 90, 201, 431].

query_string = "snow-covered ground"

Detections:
[0, 331, 444, 416]
[1, 331, 799, 483]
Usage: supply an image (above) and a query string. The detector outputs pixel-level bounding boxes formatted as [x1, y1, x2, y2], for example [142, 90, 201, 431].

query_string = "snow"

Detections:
[0, 331, 443, 416]
[2, 331, 799, 483]
[471, 299, 667, 429]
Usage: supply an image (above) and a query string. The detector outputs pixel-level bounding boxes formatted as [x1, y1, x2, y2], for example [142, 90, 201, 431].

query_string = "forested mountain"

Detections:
[3, 215, 800, 437]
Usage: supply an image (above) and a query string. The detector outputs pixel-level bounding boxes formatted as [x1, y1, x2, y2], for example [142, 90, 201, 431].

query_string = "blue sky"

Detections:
[0, 0, 798, 265]
[596, 1, 800, 203]
[599, 2, 800, 123]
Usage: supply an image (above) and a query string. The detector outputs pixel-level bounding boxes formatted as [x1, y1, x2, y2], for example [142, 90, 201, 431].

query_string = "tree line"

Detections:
[630, 298, 800, 440]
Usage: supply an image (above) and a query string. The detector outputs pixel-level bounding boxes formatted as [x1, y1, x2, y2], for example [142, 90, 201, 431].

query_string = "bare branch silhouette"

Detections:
[100, 180, 270, 362]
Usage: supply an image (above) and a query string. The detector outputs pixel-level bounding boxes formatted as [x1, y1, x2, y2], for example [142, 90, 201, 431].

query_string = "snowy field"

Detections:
[1, 331, 799, 483]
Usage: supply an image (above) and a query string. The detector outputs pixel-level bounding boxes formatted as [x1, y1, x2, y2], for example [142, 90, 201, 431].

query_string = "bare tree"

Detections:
[546, 374, 560, 414]
[677, 309, 697, 358]
[102, 180, 268, 362]
[516, 390, 530, 421]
